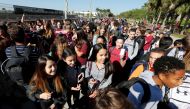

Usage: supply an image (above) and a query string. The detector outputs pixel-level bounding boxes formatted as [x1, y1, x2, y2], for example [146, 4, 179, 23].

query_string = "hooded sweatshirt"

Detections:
[128, 70, 165, 109]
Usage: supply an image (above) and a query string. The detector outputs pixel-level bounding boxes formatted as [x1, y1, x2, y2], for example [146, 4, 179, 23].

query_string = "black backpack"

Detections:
[3, 45, 31, 85]
[115, 77, 151, 104]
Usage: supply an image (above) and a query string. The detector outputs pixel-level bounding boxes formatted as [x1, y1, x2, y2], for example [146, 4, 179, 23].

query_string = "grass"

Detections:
[171, 33, 186, 38]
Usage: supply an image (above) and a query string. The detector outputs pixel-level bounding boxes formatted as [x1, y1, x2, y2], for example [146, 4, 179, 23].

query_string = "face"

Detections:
[159, 69, 185, 88]
[45, 60, 57, 76]
[136, 30, 141, 37]
[72, 33, 77, 41]
[159, 34, 164, 38]
[96, 48, 107, 64]
[86, 26, 90, 33]
[57, 22, 61, 29]
[116, 39, 124, 49]
[149, 52, 164, 68]
[128, 31, 136, 40]
[63, 55, 76, 67]
[96, 38, 104, 44]
[100, 28, 105, 36]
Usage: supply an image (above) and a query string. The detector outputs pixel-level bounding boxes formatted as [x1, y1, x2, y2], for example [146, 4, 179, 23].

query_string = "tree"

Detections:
[96, 8, 114, 18]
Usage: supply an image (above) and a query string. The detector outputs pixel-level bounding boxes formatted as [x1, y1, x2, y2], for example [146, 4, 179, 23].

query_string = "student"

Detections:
[109, 36, 128, 68]
[159, 36, 173, 50]
[128, 56, 185, 109]
[96, 36, 107, 46]
[85, 43, 114, 98]
[74, 29, 90, 67]
[109, 36, 128, 85]
[129, 48, 165, 80]
[49, 34, 68, 62]
[61, 48, 84, 108]
[27, 55, 66, 109]
[143, 29, 154, 54]
[5, 23, 39, 83]
[167, 39, 185, 60]
[93, 26, 108, 45]
[94, 88, 134, 109]
[88, 36, 107, 59]
[123, 28, 139, 60]
[168, 34, 190, 109]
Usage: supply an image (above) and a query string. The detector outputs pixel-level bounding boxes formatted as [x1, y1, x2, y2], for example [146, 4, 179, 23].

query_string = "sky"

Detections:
[0, 0, 148, 15]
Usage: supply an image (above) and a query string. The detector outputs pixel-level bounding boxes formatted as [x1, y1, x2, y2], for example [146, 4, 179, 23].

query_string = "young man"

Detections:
[128, 48, 165, 80]
[128, 56, 185, 109]
[123, 28, 139, 60]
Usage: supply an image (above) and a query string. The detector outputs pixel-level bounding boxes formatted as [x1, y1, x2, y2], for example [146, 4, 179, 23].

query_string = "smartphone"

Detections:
[120, 48, 125, 56]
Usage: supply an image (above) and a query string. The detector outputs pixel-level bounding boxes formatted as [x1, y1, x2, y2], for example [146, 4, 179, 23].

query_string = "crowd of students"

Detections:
[0, 17, 190, 109]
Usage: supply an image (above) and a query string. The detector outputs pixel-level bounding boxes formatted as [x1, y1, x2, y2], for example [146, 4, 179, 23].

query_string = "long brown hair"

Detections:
[29, 55, 64, 93]
[53, 34, 68, 60]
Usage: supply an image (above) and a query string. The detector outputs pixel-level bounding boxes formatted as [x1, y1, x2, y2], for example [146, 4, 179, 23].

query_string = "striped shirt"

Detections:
[5, 45, 40, 64]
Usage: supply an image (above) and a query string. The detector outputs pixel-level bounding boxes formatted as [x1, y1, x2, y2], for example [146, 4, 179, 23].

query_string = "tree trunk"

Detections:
[162, 13, 169, 29]
[152, 17, 155, 25]
[156, 11, 162, 25]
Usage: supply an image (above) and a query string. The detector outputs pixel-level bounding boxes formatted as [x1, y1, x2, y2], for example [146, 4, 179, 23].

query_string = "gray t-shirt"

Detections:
[85, 61, 112, 89]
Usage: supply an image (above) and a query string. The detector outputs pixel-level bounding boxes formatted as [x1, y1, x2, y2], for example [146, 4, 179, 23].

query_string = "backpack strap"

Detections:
[132, 40, 137, 55]
[23, 46, 31, 61]
[10, 45, 31, 60]
[10, 46, 19, 57]
[116, 77, 151, 104]
[86, 61, 93, 76]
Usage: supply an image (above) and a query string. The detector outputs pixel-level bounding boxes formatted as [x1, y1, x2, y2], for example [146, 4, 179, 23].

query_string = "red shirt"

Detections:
[76, 41, 88, 65]
[143, 34, 153, 51]
[109, 47, 128, 63]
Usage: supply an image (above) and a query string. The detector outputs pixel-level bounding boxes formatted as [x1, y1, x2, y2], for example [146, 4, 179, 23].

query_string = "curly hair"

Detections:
[153, 56, 185, 75]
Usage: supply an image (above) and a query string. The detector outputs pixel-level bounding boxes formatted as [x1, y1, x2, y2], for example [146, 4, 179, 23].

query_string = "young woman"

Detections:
[74, 29, 90, 67]
[49, 34, 68, 62]
[92, 25, 108, 45]
[85, 43, 114, 98]
[95, 88, 134, 109]
[27, 55, 66, 109]
[61, 48, 84, 108]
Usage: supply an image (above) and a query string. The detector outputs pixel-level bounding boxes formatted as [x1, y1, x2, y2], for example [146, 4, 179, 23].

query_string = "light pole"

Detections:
[64, 0, 68, 19]
[89, 0, 93, 19]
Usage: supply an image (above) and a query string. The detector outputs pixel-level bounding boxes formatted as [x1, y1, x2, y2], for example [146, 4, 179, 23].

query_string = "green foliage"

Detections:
[118, 8, 147, 20]
[171, 33, 186, 38]
[96, 8, 114, 18]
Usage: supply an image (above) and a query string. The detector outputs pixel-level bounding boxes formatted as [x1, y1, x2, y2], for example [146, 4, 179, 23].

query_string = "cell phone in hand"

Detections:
[120, 48, 125, 56]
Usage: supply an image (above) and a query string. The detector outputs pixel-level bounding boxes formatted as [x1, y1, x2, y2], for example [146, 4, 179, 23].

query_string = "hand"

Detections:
[89, 78, 97, 84]
[39, 92, 52, 100]
[89, 90, 98, 98]
[120, 55, 125, 60]
[49, 103, 55, 109]
[71, 84, 81, 91]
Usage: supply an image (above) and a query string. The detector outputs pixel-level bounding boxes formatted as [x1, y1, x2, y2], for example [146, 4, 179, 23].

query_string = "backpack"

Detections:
[2, 45, 31, 85]
[115, 77, 151, 104]
[129, 60, 149, 76]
